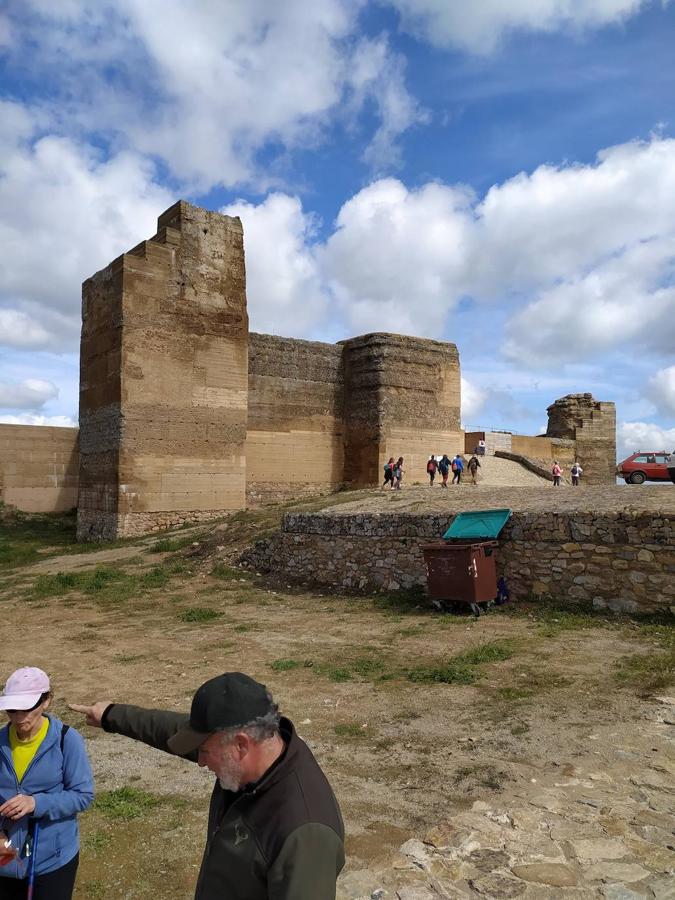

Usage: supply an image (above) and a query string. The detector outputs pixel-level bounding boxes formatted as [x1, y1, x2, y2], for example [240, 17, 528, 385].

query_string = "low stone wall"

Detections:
[241, 510, 674, 614]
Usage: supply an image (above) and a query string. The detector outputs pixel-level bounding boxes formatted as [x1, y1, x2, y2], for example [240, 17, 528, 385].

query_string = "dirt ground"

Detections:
[0, 497, 673, 899]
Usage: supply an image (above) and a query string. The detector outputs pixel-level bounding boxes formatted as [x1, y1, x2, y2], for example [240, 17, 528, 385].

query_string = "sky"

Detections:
[1, 0, 675, 459]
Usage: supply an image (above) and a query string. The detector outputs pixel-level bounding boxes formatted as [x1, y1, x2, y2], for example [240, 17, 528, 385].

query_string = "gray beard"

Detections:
[219, 775, 240, 792]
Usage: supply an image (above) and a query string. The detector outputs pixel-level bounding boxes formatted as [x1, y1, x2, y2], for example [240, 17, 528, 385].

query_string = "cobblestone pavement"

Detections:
[325, 484, 675, 517]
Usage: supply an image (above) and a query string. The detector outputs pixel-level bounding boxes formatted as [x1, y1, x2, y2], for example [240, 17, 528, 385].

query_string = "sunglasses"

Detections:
[5, 697, 45, 715]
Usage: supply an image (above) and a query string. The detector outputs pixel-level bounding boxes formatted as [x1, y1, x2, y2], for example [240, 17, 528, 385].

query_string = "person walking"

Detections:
[0, 667, 94, 900]
[552, 461, 562, 486]
[467, 454, 481, 485]
[570, 462, 583, 486]
[438, 454, 450, 488]
[392, 457, 404, 490]
[382, 457, 395, 490]
[451, 454, 464, 485]
[70, 672, 344, 900]
[426, 455, 438, 486]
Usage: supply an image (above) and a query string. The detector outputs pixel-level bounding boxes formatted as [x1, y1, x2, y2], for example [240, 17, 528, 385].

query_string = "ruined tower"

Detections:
[77, 201, 248, 540]
[546, 393, 616, 484]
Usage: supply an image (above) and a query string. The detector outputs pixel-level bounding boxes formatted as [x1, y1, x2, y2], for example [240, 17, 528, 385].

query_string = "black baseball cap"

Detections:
[167, 672, 274, 755]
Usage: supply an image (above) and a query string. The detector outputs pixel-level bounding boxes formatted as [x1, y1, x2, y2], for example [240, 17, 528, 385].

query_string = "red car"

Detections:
[617, 451, 673, 484]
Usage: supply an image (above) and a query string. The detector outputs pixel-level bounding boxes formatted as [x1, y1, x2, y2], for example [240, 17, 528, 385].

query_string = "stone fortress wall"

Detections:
[0, 425, 78, 512]
[0, 201, 616, 536]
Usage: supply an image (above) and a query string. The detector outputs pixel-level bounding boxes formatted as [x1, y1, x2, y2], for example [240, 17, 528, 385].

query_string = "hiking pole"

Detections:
[26, 821, 40, 900]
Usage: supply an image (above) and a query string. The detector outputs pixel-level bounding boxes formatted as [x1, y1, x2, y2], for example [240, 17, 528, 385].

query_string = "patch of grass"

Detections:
[26, 562, 182, 605]
[334, 722, 367, 738]
[269, 658, 303, 672]
[405, 640, 513, 685]
[615, 648, 675, 694]
[94, 787, 161, 820]
[178, 607, 221, 623]
[147, 535, 195, 554]
[211, 563, 244, 580]
[82, 830, 112, 852]
[0, 509, 77, 569]
[114, 653, 147, 664]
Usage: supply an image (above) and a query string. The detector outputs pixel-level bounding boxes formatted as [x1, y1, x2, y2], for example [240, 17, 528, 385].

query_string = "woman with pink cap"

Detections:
[0, 667, 93, 899]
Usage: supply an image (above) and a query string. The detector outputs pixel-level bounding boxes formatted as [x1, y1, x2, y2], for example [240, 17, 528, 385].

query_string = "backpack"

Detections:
[451, 461, 458, 472]
[571, 465, 579, 476]
[427, 460, 435, 472]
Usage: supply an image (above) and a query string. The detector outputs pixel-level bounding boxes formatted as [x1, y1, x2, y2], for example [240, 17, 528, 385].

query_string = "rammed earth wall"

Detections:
[241, 510, 675, 614]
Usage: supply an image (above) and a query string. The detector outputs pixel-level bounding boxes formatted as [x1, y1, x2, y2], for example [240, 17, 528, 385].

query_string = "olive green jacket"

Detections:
[102, 705, 344, 899]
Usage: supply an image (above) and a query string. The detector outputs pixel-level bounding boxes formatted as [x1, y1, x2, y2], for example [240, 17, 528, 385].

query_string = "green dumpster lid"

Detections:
[442, 508, 512, 540]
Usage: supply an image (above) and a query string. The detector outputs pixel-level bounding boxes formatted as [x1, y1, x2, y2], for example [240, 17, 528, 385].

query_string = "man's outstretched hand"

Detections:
[68, 701, 113, 728]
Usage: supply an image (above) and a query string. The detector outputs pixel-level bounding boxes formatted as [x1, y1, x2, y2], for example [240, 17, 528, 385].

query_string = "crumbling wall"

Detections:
[246, 334, 344, 503]
[341, 333, 463, 485]
[0, 424, 78, 512]
[78, 201, 248, 539]
[547, 394, 616, 483]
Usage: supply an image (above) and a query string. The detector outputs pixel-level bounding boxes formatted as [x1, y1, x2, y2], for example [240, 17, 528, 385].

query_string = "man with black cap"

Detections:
[70, 672, 344, 899]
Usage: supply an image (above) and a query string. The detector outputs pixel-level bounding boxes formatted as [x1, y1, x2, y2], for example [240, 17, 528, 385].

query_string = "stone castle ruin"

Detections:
[0, 201, 616, 538]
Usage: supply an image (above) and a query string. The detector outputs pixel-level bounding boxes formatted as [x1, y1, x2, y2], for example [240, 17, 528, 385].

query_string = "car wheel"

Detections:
[629, 471, 646, 485]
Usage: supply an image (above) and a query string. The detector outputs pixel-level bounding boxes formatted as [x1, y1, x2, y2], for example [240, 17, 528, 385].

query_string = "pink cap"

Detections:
[0, 667, 50, 711]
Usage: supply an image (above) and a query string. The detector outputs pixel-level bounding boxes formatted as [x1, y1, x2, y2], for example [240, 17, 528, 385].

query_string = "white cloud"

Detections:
[7, 1, 422, 189]
[0, 413, 77, 427]
[388, 0, 655, 53]
[0, 379, 58, 409]
[0, 102, 173, 351]
[460, 377, 486, 424]
[221, 193, 326, 336]
[646, 366, 675, 416]
[319, 177, 473, 335]
[617, 421, 675, 458]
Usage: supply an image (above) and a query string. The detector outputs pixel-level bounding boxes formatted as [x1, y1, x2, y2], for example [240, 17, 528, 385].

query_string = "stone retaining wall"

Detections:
[241, 510, 674, 613]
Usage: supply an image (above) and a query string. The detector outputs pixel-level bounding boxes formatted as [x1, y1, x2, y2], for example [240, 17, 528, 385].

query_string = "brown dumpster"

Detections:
[421, 508, 512, 615]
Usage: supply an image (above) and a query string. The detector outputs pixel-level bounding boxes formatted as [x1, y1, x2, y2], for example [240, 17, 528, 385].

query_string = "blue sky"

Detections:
[1, 0, 674, 456]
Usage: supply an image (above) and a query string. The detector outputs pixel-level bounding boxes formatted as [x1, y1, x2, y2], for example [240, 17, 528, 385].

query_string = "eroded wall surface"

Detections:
[246, 333, 345, 503]
[0, 425, 79, 512]
[547, 393, 616, 484]
[78, 201, 248, 539]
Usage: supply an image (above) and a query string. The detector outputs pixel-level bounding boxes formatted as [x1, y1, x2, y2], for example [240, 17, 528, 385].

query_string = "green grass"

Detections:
[81, 830, 112, 852]
[0, 508, 78, 568]
[27, 564, 174, 604]
[334, 722, 367, 738]
[405, 640, 513, 685]
[178, 607, 221, 623]
[211, 562, 245, 580]
[269, 658, 306, 672]
[615, 647, 675, 694]
[147, 535, 195, 554]
[94, 787, 162, 820]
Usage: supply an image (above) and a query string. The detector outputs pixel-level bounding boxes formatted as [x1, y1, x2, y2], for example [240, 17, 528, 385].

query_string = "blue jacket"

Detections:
[0, 716, 94, 878]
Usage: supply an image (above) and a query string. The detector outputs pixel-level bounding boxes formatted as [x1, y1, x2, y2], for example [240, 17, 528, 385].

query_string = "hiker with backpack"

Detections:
[382, 457, 395, 490]
[552, 461, 563, 486]
[467, 454, 481, 485]
[426, 456, 438, 485]
[438, 454, 451, 488]
[451, 454, 464, 485]
[0, 667, 94, 899]
[570, 462, 583, 486]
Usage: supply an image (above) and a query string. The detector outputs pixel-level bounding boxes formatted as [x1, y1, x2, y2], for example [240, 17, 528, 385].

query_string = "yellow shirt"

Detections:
[9, 717, 49, 782]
